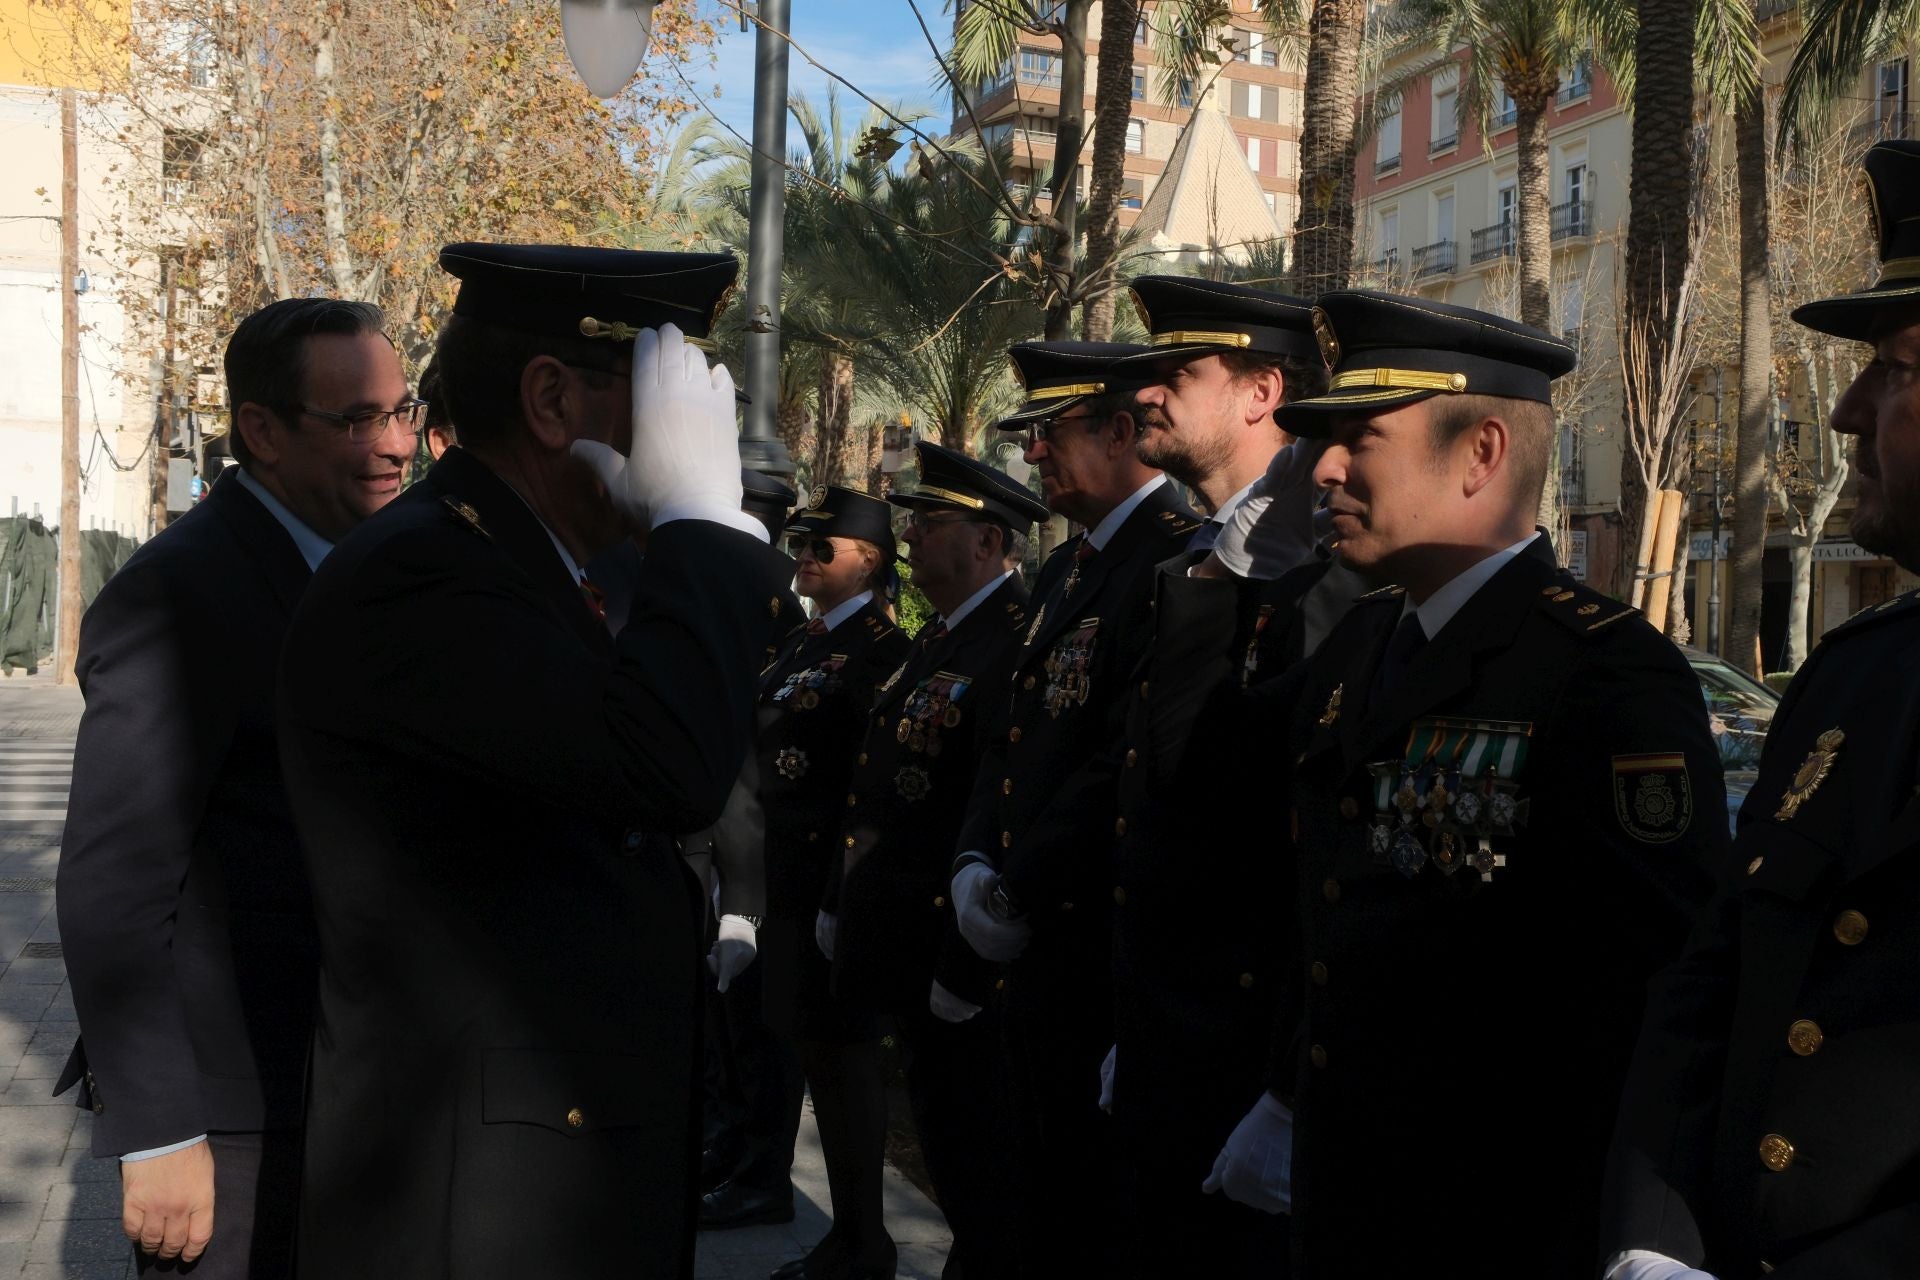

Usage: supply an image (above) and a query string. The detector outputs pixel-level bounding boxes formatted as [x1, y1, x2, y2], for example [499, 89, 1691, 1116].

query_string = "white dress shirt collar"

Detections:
[939, 569, 1014, 632]
[232, 467, 332, 572]
[1087, 474, 1167, 552]
[818, 590, 875, 633]
[1404, 532, 1542, 641]
[1210, 475, 1262, 527]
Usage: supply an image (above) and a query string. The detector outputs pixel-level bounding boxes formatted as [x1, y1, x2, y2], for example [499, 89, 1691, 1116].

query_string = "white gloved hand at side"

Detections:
[1200, 1090, 1293, 1214]
[568, 322, 761, 539]
[1603, 1254, 1718, 1280]
[1208, 436, 1332, 580]
[1098, 1043, 1116, 1114]
[951, 860, 1031, 962]
[928, 979, 981, 1023]
[706, 913, 758, 993]
[813, 910, 838, 961]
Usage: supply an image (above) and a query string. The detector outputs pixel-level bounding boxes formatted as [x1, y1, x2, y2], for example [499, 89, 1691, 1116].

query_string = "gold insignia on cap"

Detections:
[1776, 727, 1844, 821]
[1330, 368, 1469, 393]
[807, 485, 829, 511]
[710, 279, 738, 328]
[1312, 306, 1340, 367]
[1007, 352, 1028, 390]
[1128, 287, 1151, 331]
[1862, 168, 1883, 254]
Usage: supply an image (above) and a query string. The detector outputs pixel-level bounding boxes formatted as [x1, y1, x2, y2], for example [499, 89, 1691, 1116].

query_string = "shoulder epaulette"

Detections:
[1157, 509, 1201, 537]
[865, 614, 896, 641]
[1832, 586, 1920, 635]
[1005, 601, 1028, 631]
[1355, 583, 1406, 602]
[1535, 579, 1639, 636]
[442, 496, 491, 540]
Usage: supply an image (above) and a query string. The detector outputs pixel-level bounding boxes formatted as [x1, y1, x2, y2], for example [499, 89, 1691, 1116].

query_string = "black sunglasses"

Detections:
[786, 535, 839, 563]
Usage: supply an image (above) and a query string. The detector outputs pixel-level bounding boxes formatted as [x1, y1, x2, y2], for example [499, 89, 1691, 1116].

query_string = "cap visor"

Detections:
[1107, 343, 1229, 372]
[1789, 283, 1920, 340]
[887, 492, 976, 513]
[1276, 387, 1442, 438]
[995, 394, 1092, 431]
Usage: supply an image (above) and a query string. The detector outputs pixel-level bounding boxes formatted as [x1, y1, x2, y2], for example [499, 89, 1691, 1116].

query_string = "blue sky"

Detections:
[690, 1, 951, 145]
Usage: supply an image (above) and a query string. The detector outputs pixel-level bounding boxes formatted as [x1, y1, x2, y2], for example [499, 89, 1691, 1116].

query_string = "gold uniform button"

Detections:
[1322, 878, 1341, 904]
[1238, 973, 1254, 990]
[933, 895, 946, 908]
[1060, 901, 1075, 912]
[845, 836, 855, 848]
[1001, 831, 1012, 848]
[876, 716, 886, 727]
[1023, 675, 1036, 690]
[1758, 1133, 1795, 1172]
[1309, 1044, 1328, 1070]
[1125, 749, 1137, 768]
[1002, 778, 1013, 796]
[567, 1107, 585, 1129]
[1338, 796, 1359, 820]
[847, 793, 858, 807]
[1787, 1019, 1824, 1056]
[1747, 856, 1764, 876]
[1009, 727, 1023, 743]
[1310, 961, 1328, 987]
[1115, 817, 1127, 837]
[1113, 886, 1127, 906]
[857, 752, 868, 766]
[767, 597, 781, 617]
[995, 978, 1006, 990]
[1834, 910, 1869, 946]
[1139, 680, 1150, 699]
[808, 832, 819, 843]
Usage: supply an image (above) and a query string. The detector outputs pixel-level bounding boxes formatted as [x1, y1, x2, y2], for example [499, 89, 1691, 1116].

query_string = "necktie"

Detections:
[926, 620, 949, 642]
[1372, 611, 1428, 701]
[1189, 518, 1224, 554]
[806, 617, 828, 635]
[578, 574, 607, 623]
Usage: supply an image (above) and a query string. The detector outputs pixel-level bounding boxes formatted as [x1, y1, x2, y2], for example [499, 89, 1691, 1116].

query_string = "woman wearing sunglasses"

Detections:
[740, 484, 910, 1279]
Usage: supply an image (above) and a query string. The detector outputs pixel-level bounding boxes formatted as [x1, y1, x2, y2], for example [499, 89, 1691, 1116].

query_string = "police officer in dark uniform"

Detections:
[275, 243, 792, 1279]
[821, 442, 1047, 1280]
[1101, 279, 1340, 1276]
[755, 486, 910, 1280]
[949, 341, 1200, 1271]
[1161, 290, 1729, 1278]
[1601, 139, 1920, 1280]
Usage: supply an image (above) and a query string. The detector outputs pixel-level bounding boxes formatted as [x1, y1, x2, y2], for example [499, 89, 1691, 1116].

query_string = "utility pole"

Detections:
[55, 87, 82, 685]
[1707, 367, 1723, 656]
[739, 0, 795, 480]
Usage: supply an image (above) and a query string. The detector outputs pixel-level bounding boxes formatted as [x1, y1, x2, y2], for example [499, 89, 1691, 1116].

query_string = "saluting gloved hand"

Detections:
[569, 322, 763, 540]
[951, 860, 1031, 962]
[928, 979, 981, 1024]
[706, 914, 757, 994]
[1202, 436, 1332, 581]
[1605, 1257, 1719, 1280]
[1201, 1091, 1293, 1214]
[1098, 1044, 1116, 1114]
[813, 910, 838, 961]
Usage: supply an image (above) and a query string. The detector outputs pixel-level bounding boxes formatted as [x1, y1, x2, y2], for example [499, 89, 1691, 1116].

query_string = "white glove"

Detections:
[813, 910, 838, 961]
[1098, 1044, 1116, 1114]
[1201, 1091, 1293, 1214]
[568, 322, 761, 539]
[1603, 1254, 1718, 1280]
[706, 913, 757, 993]
[1206, 437, 1332, 580]
[928, 979, 981, 1023]
[951, 860, 1031, 962]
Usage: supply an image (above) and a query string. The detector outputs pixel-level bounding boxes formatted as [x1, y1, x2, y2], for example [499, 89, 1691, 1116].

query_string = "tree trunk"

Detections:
[1080, 0, 1138, 341]
[313, 0, 360, 299]
[1043, 0, 1092, 339]
[812, 351, 854, 488]
[1616, 0, 1699, 595]
[777, 396, 815, 487]
[1290, 0, 1365, 296]
[1668, 480, 1693, 642]
[1728, 64, 1771, 675]
[1515, 92, 1557, 532]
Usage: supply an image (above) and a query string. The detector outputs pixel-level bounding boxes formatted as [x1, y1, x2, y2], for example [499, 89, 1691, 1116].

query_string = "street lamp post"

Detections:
[740, 0, 795, 479]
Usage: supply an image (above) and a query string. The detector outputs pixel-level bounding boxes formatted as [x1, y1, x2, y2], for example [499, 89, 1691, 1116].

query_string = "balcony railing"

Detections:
[1429, 131, 1458, 154]
[1018, 65, 1062, 90]
[1560, 457, 1588, 506]
[1411, 240, 1457, 278]
[1470, 221, 1515, 264]
[1561, 326, 1582, 357]
[1550, 198, 1595, 241]
[1374, 153, 1401, 176]
[1557, 75, 1592, 105]
[1492, 105, 1517, 130]
[1366, 249, 1401, 278]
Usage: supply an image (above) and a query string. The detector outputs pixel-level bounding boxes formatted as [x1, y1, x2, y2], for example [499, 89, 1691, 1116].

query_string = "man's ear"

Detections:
[1460, 415, 1511, 499]
[233, 402, 284, 468]
[1105, 411, 1139, 457]
[518, 355, 575, 452]
[1242, 366, 1285, 425]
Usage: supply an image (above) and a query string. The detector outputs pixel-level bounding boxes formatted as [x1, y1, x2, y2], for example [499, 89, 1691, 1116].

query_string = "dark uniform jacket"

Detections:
[1253, 536, 1729, 1278]
[1109, 554, 1373, 1184]
[829, 573, 1031, 1012]
[957, 482, 1199, 954]
[55, 469, 320, 1154]
[752, 597, 908, 925]
[276, 447, 790, 1280]
[1605, 586, 1920, 1280]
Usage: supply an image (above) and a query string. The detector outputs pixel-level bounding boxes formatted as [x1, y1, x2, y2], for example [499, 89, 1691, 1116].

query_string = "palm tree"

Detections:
[1727, 6, 1775, 674]
[1291, 0, 1368, 293]
[1082, 0, 1142, 341]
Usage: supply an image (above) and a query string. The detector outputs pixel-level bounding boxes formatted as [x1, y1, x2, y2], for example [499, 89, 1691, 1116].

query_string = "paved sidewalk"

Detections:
[0, 675, 951, 1279]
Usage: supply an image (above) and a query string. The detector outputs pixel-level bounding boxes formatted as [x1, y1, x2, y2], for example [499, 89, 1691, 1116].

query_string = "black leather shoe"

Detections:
[770, 1233, 843, 1279]
[699, 1145, 738, 1194]
[700, 1179, 795, 1230]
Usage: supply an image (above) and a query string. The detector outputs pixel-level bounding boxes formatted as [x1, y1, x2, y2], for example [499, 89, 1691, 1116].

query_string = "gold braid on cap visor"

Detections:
[1329, 368, 1469, 393]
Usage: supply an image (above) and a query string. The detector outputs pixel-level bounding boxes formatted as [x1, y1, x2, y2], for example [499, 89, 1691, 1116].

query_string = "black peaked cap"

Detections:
[439, 242, 740, 347]
[1792, 141, 1920, 340]
[786, 484, 897, 557]
[1113, 274, 1320, 367]
[1278, 289, 1576, 437]
[890, 441, 1050, 527]
[996, 341, 1150, 430]
[741, 469, 796, 521]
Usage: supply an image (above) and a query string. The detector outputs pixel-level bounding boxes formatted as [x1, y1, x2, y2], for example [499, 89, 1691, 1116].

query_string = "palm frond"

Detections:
[1694, 0, 1761, 115]
[1783, 0, 1919, 143]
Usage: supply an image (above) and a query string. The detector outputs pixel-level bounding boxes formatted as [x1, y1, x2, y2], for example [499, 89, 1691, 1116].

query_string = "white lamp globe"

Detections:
[560, 0, 658, 99]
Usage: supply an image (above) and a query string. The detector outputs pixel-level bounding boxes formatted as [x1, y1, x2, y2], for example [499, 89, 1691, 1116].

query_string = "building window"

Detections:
[1431, 71, 1458, 152]
[1493, 86, 1517, 130]
[1263, 191, 1278, 213]
[1132, 64, 1146, 101]
[1178, 78, 1195, 109]
[1018, 49, 1061, 88]
[1880, 58, 1910, 139]
[1121, 177, 1144, 210]
[1135, 15, 1149, 43]
[162, 129, 204, 206]
[1377, 106, 1402, 173]
[1126, 119, 1144, 154]
[1558, 51, 1593, 104]
[1233, 32, 1249, 62]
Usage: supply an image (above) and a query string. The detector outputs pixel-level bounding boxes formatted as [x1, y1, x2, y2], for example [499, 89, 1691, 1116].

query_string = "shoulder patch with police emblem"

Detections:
[1612, 752, 1693, 843]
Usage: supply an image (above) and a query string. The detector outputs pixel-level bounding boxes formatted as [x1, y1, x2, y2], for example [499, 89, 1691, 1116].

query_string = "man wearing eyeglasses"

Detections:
[56, 297, 415, 1278]
[948, 340, 1199, 1272]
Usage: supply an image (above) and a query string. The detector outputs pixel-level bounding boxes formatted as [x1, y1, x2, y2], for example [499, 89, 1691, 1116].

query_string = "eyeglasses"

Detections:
[786, 536, 840, 563]
[901, 511, 984, 533]
[296, 400, 429, 444]
[1025, 413, 1098, 444]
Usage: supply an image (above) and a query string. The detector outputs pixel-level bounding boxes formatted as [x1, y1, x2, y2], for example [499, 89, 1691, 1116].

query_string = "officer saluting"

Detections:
[824, 442, 1048, 1280]
[275, 243, 791, 1279]
[1602, 139, 1920, 1280]
[1168, 290, 1728, 1277]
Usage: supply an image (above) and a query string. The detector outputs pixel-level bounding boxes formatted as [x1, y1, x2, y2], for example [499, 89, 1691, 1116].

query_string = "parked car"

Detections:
[1681, 646, 1781, 832]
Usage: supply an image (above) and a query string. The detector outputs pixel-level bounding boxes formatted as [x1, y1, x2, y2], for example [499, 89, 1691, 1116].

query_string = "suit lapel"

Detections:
[204, 468, 313, 618]
[1024, 486, 1185, 660]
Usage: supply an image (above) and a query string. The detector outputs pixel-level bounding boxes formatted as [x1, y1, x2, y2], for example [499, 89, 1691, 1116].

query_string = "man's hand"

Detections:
[951, 861, 1031, 962]
[569, 322, 753, 535]
[121, 1140, 215, 1262]
[1201, 1091, 1292, 1214]
[929, 979, 981, 1023]
[1098, 1043, 1116, 1113]
[1604, 1254, 1719, 1280]
[814, 910, 838, 961]
[707, 913, 758, 993]
[1206, 437, 1332, 581]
